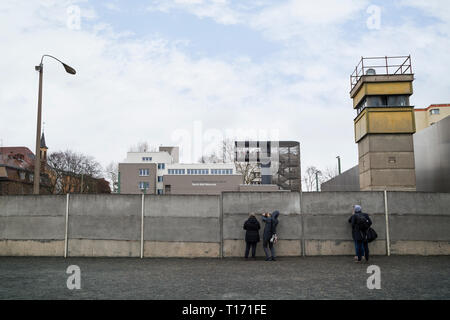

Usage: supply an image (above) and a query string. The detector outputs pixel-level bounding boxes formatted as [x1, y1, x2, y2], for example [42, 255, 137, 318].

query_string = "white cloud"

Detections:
[147, 0, 245, 25]
[1, 0, 450, 181]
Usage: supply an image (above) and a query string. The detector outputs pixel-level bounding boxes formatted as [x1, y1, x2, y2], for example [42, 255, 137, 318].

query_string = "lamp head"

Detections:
[62, 63, 76, 75]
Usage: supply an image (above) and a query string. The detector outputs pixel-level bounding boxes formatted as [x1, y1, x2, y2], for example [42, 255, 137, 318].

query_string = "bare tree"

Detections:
[302, 165, 339, 191]
[46, 150, 104, 194]
[322, 166, 339, 182]
[302, 166, 322, 191]
[201, 139, 260, 184]
[105, 161, 119, 193]
[128, 142, 157, 153]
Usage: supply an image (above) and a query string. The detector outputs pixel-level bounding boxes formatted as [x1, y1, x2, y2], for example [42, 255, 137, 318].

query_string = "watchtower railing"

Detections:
[350, 55, 412, 91]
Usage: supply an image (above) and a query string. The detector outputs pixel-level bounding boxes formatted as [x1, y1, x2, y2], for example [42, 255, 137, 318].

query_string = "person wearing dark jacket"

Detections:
[243, 213, 261, 259]
[348, 205, 365, 260]
[262, 211, 279, 261]
[350, 205, 372, 263]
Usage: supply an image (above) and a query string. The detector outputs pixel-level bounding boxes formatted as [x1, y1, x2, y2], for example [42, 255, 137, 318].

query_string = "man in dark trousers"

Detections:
[243, 213, 260, 259]
[350, 205, 372, 263]
[349, 206, 365, 260]
[262, 211, 279, 261]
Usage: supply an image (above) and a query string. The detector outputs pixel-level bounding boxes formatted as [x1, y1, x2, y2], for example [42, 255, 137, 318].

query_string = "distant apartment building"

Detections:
[118, 146, 243, 195]
[234, 141, 301, 192]
[415, 104, 450, 132]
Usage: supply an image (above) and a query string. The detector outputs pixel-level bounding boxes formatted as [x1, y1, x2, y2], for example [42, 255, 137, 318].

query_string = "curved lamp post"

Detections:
[33, 55, 76, 194]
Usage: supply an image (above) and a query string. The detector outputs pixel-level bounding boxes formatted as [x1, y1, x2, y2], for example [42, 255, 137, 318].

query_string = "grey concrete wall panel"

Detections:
[69, 194, 141, 216]
[69, 215, 140, 240]
[414, 116, 450, 192]
[69, 194, 141, 240]
[0, 216, 65, 240]
[302, 192, 385, 215]
[145, 195, 220, 218]
[387, 192, 450, 215]
[223, 192, 300, 214]
[0, 195, 66, 217]
[389, 215, 450, 241]
[144, 217, 219, 242]
[223, 214, 301, 240]
[304, 214, 386, 240]
[0, 195, 66, 240]
[321, 166, 360, 192]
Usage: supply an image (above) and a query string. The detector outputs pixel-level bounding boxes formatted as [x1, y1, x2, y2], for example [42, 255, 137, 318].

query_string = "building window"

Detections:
[157, 189, 163, 195]
[139, 182, 150, 190]
[168, 169, 185, 175]
[387, 95, 409, 107]
[139, 169, 149, 176]
[158, 176, 163, 182]
[430, 109, 440, 115]
[158, 163, 165, 170]
[142, 157, 152, 161]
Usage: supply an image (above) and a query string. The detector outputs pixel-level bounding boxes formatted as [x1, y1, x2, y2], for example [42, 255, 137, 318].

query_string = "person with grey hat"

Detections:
[349, 205, 372, 263]
[349, 205, 365, 260]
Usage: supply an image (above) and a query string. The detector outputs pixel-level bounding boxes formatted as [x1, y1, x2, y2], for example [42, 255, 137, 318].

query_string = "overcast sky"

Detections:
[1, 0, 449, 176]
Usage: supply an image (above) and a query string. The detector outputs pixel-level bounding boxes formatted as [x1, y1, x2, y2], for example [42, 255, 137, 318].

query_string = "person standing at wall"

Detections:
[262, 211, 279, 261]
[350, 205, 372, 263]
[349, 205, 364, 261]
[243, 213, 261, 259]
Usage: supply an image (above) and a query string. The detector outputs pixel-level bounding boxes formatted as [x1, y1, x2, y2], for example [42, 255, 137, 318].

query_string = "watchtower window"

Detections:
[430, 109, 440, 115]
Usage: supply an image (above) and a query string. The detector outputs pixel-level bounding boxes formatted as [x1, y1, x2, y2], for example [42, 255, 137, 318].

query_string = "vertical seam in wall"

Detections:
[300, 191, 305, 257]
[64, 193, 69, 258]
[220, 193, 223, 259]
[141, 194, 145, 259]
[384, 190, 391, 256]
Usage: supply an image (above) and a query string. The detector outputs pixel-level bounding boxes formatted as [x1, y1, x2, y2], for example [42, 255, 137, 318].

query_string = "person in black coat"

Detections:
[350, 205, 372, 262]
[243, 213, 261, 259]
[262, 211, 279, 261]
[348, 205, 365, 260]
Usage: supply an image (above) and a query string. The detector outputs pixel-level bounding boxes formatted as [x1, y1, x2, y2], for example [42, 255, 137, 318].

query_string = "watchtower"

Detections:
[350, 56, 416, 191]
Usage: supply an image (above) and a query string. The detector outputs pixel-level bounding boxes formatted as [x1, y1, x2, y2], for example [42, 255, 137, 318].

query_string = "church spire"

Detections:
[40, 132, 48, 149]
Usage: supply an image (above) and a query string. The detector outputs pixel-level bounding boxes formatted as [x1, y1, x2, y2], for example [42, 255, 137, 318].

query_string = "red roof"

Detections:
[415, 104, 450, 111]
[0, 147, 35, 170]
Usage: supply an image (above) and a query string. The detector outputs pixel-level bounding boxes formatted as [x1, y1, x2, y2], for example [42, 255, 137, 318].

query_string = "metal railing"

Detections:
[350, 55, 413, 91]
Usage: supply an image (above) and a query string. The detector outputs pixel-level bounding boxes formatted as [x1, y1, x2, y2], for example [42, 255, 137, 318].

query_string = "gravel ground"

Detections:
[0, 256, 449, 300]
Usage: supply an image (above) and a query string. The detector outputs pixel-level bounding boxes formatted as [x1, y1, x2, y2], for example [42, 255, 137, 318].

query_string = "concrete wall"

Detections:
[144, 195, 220, 257]
[302, 192, 387, 255]
[414, 116, 450, 192]
[0, 195, 65, 256]
[321, 166, 359, 192]
[0, 192, 449, 257]
[222, 192, 302, 257]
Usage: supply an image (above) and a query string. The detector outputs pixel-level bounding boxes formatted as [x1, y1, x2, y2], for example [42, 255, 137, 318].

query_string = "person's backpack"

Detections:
[355, 213, 370, 231]
[367, 228, 378, 243]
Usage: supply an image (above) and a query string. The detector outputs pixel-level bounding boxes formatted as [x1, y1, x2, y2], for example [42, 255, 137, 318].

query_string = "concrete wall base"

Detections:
[144, 241, 219, 258]
[0, 240, 64, 256]
[391, 241, 450, 255]
[223, 240, 302, 257]
[305, 240, 387, 256]
[68, 239, 140, 257]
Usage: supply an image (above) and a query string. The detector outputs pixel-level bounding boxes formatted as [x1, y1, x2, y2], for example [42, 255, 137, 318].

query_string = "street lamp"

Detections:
[315, 170, 322, 192]
[33, 55, 76, 195]
[336, 156, 341, 175]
